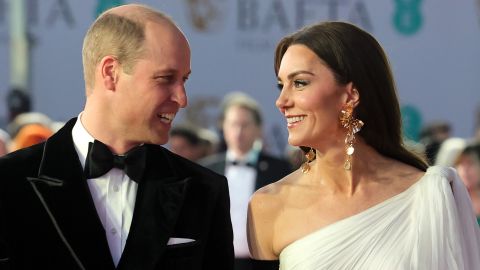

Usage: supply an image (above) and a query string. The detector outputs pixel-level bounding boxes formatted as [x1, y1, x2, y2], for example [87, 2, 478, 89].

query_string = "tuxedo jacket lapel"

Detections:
[210, 154, 227, 176]
[255, 154, 270, 190]
[117, 146, 189, 270]
[27, 119, 114, 269]
[11, 119, 195, 270]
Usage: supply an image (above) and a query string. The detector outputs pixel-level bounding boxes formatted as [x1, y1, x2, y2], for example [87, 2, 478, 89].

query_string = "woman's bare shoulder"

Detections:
[248, 170, 300, 259]
[250, 175, 289, 216]
[251, 169, 299, 206]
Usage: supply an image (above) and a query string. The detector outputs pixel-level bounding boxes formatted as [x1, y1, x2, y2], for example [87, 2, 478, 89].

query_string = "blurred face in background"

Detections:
[456, 153, 480, 190]
[222, 105, 261, 157]
[169, 135, 204, 161]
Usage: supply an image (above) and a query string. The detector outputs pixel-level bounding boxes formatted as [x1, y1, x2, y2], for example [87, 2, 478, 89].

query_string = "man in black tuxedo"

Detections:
[0, 4, 234, 270]
[200, 93, 291, 270]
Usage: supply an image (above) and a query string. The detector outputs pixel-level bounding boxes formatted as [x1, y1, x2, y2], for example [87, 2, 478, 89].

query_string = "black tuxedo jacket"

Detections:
[199, 152, 292, 191]
[0, 118, 234, 270]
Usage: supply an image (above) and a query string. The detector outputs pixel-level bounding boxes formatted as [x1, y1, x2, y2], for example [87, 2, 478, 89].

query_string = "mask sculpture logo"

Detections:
[185, 0, 227, 32]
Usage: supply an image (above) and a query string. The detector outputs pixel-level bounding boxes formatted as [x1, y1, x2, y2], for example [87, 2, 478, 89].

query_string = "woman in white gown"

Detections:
[247, 21, 480, 270]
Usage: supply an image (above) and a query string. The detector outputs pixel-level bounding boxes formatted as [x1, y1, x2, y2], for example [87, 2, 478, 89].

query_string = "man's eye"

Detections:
[156, 75, 174, 83]
[277, 83, 284, 91]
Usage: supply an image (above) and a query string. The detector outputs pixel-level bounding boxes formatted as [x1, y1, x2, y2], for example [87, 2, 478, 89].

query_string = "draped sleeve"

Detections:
[449, 167, 480, 269]
[278, 166, 480, 270]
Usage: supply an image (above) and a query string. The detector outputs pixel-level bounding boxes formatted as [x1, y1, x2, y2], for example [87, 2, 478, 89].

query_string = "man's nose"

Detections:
[172, 84, 187, 108]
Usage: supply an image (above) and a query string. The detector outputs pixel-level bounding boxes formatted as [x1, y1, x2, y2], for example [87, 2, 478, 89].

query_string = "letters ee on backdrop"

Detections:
[0, 0, 479, 153]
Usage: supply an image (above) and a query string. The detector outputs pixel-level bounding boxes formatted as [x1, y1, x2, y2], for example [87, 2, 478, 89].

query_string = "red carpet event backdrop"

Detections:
[0, 0, 479, 153]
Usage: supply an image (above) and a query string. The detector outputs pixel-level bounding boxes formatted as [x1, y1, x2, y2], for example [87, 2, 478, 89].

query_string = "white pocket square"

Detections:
[167, 237, 196, 245]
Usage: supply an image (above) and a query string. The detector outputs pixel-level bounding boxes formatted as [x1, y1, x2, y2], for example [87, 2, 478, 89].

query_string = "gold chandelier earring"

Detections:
[339, 104, 364, 171]
[301, 148, 316, 174]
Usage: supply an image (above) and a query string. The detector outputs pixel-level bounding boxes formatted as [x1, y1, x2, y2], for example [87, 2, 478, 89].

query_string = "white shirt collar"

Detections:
[72, 112, 95, 169]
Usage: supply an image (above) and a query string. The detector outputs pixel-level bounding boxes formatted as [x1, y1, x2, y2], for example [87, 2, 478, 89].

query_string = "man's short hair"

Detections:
[170, 125, 202, 146]
[82, 5, 174, 91]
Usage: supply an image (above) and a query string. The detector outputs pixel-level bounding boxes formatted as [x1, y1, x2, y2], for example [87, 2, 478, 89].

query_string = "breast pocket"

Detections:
[158, 241, 202, 270]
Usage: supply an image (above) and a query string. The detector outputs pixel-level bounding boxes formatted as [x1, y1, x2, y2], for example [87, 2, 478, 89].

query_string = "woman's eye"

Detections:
[277, 83, 284, 91]
[293, 80, 308, 88]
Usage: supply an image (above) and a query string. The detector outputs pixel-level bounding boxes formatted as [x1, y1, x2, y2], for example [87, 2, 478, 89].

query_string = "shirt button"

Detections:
[113, 185, 119, 192]
[110, 228, 117, 235]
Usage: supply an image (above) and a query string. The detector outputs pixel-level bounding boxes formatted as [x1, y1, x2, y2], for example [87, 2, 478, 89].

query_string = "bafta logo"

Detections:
[185, 0, 227, 32]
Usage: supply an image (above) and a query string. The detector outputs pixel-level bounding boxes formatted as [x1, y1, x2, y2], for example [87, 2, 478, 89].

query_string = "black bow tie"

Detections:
[84, 140, 147, 182]
[228, 160, 255, 168]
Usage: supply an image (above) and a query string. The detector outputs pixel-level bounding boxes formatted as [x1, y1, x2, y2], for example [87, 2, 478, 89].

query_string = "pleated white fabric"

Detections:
[279, 166, 480, 270]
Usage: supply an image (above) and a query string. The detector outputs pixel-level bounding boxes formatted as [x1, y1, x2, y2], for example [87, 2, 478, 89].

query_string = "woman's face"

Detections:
[276, 44, 349, 149]
[456, 153, 480, 190]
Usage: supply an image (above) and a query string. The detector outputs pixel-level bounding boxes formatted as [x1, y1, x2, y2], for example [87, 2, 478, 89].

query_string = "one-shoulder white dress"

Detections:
[279, 166, 480, 270]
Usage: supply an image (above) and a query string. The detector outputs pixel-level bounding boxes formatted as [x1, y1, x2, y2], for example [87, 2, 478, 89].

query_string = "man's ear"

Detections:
[99, 56, 120, 91]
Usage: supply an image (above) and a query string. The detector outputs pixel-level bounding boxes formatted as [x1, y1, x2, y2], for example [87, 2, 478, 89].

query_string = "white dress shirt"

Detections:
[71, 114, 138, 266]
[225, 149, 258, 258]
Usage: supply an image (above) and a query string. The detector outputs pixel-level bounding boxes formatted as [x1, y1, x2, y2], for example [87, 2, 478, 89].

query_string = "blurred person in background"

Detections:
[7, 112, 53, 139]
[455, 143, 480, 225]
[435, 137, 467, 167]
[169, 124, 218, 161]
[6, 88, 31, 123]
[6, 112, 55, 151]
[419, 121, 451, 165]
[200, 92, 292, 270]
[0, 129, 10, 156]
[10, 123, 53, 151]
